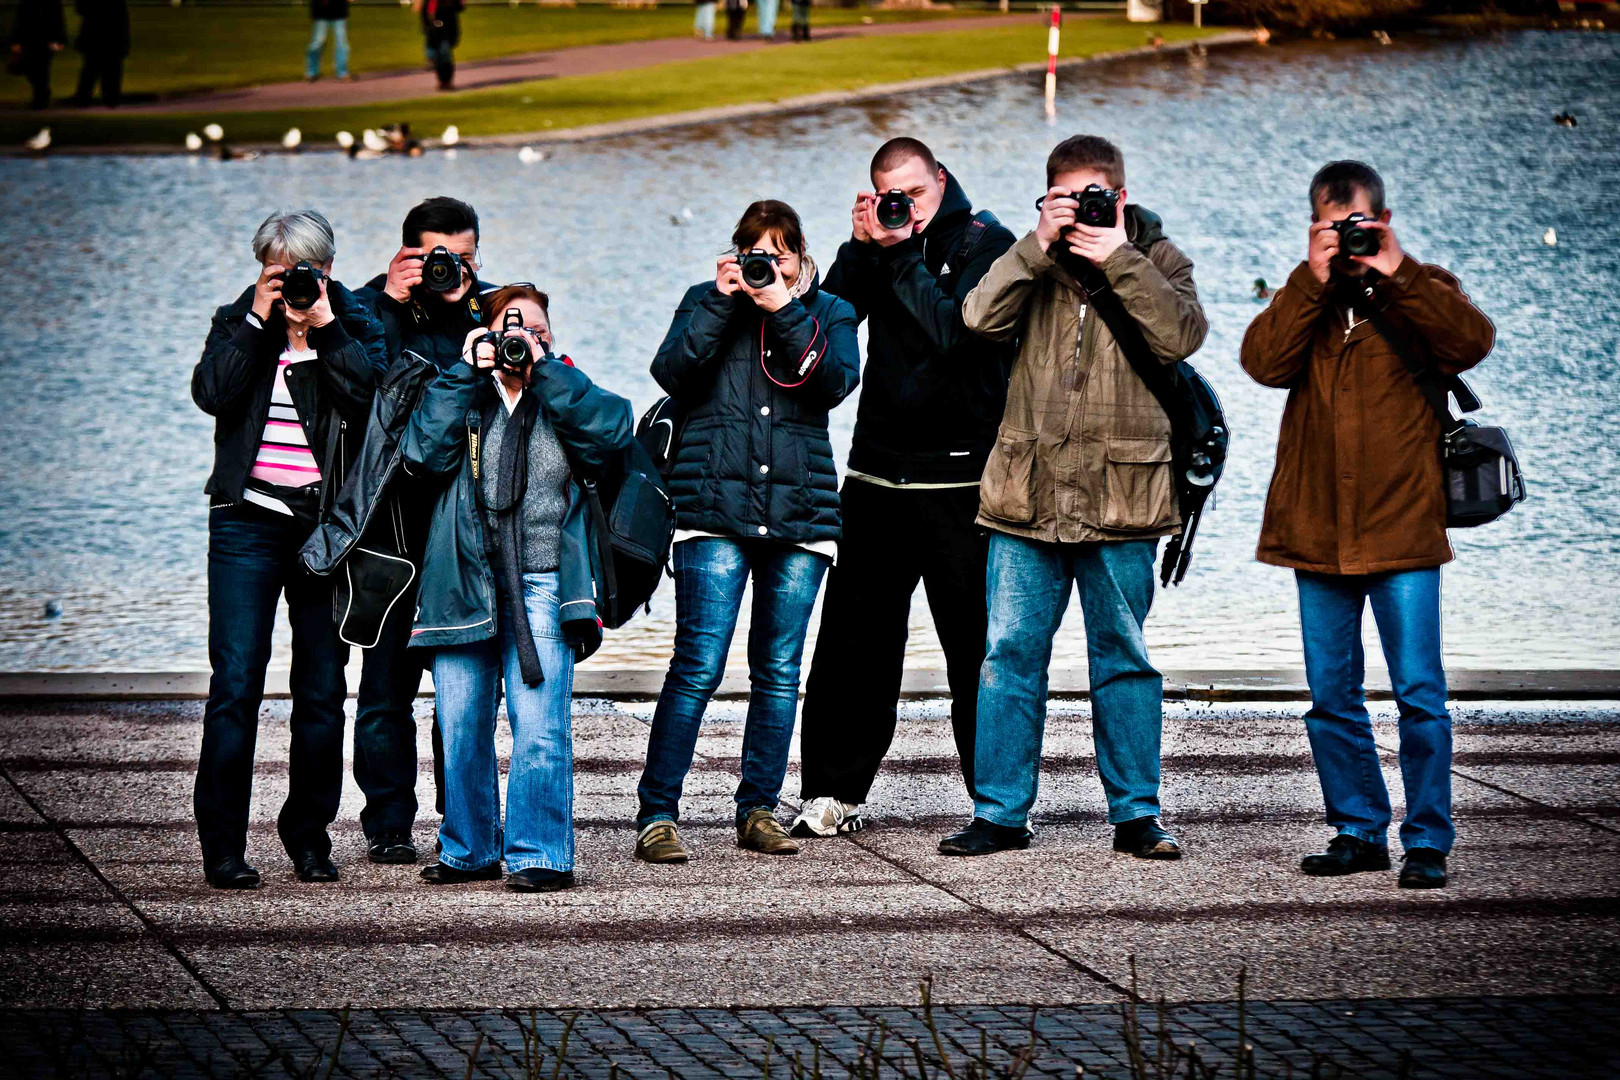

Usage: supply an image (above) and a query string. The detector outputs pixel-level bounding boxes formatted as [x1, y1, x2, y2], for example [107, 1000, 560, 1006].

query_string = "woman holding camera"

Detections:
[406, 284, 634, 893]
[191, 208, 388, 890]
[634, 200, 860, 864]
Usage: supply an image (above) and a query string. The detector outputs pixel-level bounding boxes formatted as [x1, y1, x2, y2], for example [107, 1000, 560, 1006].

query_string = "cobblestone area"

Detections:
[4, 997, 1616, 1079]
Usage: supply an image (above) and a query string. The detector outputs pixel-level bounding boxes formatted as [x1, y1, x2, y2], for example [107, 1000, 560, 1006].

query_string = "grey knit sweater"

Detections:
[480, 396, 570, 573]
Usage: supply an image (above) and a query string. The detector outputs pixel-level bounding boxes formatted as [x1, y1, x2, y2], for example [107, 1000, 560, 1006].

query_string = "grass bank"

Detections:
[5, 3, 992, 103]
[4, 18, 1223, 147]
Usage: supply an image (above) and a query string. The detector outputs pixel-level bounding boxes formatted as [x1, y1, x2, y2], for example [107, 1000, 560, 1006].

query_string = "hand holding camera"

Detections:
[280, 263, 334, 332]
[252, 262, 286, 321]
[384, 244, 470, 303]
[465, 309, 548, 377]
[1309, 215, 1405, 283]
[1037, 185, 1126, 266]
[736, 249, 792, 312]
[715, 254, 744, 297]
[383, 246, 426, 303]
[861, 189, 918, 247]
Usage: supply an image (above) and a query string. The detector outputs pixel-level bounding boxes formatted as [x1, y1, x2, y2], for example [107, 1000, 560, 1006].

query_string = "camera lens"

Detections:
[422, 246, 462, 293]
[1343, 225, 1381, 257]
[280, 261, 321, 311]
[739, 251, 777, 290]
[875, 190, 914, 231]
[1076, 186, 1118, 228]
[496, 334, 531, 369]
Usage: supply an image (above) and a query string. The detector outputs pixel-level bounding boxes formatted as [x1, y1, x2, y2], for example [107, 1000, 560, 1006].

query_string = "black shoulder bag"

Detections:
[1350, 280, 1527, 528]
[1071, 258, 1229, 587]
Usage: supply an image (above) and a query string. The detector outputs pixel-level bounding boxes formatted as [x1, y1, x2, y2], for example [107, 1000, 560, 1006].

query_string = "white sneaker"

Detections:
[790, 797, 863, 838]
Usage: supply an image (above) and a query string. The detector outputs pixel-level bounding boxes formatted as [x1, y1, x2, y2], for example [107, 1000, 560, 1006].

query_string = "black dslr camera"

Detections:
[874, 189, 915, 231]
[1037, 184, 1121, 230]
[738, 249, 779, 290]
[476, 308, 541, 372]
[279, 261, 325, 311]
[420, 245, 466, 293]
[1330, 213, 1382, 258]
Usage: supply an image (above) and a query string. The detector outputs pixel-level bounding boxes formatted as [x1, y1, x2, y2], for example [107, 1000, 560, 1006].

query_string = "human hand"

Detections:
[462, 326, 497, 370]
[1035, 187, 1078, 249]
[1347, 219, 1405, 278]
[716, 254, 743, 297]
[740, 259, 792, 313]
[384, 246, 425, 303]
[1307, 220, 1339, 285]
[1065, 207, 1128, 265]
[282, 277, 334, 332]
[252, 263, 285, 322]
[851, 192, 875, 243]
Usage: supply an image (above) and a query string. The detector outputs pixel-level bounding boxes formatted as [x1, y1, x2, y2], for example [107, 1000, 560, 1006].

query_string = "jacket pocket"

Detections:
[1101, 436, 1175, 531]
[979, 427, 1039, 525]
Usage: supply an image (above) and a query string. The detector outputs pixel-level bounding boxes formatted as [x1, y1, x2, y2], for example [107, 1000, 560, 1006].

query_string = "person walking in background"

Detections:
[67, 0, 127, 106]
[755, 0, 778, 39]
[305, 0, 352, 83]
[415, 0, 461, 91]
[789, 0, 811, 42]
[1241, 160, 1495, 891]
[633, 200, 859, 865]
[724, 0, 746, 41]
[693, 0, 716, 41]
[8, 0, 65, 110]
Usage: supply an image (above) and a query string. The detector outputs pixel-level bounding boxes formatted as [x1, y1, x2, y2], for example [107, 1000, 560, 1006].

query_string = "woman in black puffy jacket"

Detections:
[634, 199, 859, 863]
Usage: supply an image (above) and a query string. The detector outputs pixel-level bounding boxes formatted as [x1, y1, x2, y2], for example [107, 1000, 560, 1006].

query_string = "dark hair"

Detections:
[402, 196, 480, 247]
[731, 199, 805, 255]
[1309, 160, 1386, 216]
[1045, 134, 1126, 190]
[481, 284, 551, 328]
[870, 137, 937, 180]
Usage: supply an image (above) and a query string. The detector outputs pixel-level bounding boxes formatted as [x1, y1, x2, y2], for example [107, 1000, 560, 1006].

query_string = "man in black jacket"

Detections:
[792, 138, 1017, 838]
[347, 196, 495, 865]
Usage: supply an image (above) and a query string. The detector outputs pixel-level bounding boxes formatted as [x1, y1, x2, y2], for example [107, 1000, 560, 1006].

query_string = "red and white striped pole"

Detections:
[1044, 5, 1062, 118]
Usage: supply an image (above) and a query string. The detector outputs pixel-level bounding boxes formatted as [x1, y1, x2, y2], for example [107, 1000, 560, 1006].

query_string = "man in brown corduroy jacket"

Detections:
[1242, 160, 1495, 890]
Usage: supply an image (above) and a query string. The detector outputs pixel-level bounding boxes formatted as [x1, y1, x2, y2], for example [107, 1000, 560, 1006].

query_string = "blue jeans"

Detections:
[306, 18, 350, 79]
[195, 503, 349, 865]
[694, 0, 717, 38]
[974, 533, 1164, 829]
[754, 0, 779, 36]
[1296, 568, 1453, 854]
[432, 572, 576, 873]
[637, 538, 828, 829]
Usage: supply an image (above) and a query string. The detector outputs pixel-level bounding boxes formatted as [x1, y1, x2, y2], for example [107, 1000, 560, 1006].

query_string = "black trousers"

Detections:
[352, 589, 424, 839]
[73, 53, 122, 106]
[799, 479, 989, 805]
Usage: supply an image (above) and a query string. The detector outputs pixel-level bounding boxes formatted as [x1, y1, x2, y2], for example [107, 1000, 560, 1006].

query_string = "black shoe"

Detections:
[1300, 834, 1391, 877]
[506, 868, 575, 893]
[368, 830, 418, 865]
[938, 817, 1032, 856]
[205, 855, 261, 890]
[1398, 848, 1448, 889]
[1112, 816, 1183, 860]
[419, 860, 502, 885]
[293, 850, 339, 883]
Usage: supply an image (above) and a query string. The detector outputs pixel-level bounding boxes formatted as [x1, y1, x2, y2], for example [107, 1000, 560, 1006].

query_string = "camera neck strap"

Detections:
[1338, 276, 1474, 436]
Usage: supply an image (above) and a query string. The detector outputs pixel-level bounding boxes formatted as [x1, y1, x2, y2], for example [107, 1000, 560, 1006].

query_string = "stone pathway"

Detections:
[107, 13, 1046, 116]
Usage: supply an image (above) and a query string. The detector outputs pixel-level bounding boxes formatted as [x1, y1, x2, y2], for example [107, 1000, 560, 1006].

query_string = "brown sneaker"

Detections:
[635, 821, 690, 864]
[737, 809, 800, 855]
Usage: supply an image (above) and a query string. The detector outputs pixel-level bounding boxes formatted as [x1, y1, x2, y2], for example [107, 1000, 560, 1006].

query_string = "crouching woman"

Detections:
[404, 284, 634, 892]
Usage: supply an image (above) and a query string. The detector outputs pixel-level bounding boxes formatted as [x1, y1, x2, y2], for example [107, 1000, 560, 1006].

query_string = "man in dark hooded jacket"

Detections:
[792, 137, 1016, 839]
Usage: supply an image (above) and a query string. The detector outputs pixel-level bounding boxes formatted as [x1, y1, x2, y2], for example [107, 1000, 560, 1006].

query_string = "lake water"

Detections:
[1, 28, 1617, 673]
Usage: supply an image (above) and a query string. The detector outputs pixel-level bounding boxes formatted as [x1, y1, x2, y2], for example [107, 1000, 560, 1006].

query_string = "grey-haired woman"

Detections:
[190, 208, 389, 891]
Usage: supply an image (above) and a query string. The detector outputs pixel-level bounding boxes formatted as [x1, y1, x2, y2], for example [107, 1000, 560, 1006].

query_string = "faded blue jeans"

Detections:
[973, 533, 1164, 829]
[432, 572, 576, 874]
[754, 0, 780, 36]
[637, 537, 828, 829]
[693, 0, 717, 38]
[1296, 568, 1453, 854]
[305, 18, 350, 80]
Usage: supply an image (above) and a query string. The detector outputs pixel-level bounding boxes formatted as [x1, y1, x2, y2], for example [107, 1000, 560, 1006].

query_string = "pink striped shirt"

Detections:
[247, 348, 320, 495]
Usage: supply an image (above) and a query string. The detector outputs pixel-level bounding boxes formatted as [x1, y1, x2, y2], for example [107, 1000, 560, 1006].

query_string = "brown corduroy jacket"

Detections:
[1241, 256, 1495, 575]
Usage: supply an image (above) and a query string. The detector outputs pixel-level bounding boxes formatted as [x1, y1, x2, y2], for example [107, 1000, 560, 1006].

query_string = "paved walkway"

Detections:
[2, 698, 1617, 1074]
[111, 13, 1046, 116]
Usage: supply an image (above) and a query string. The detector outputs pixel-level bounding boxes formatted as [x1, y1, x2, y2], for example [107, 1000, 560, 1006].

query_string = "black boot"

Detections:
[420, 861, 502, 885]
[506, 868, 575, 893]
[292, 850, 339, 883]
[368, 830, 418, 865]
[1398, 848, 1448, 889]
[1112, 816, 1182, 860]
[1300, 834, 1391, 877]
[205, 854, 261, 890]
[938, 817, 1032, 856]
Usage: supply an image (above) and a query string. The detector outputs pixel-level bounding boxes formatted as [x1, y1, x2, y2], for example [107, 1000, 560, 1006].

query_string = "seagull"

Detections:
[441, 124, 460, 146]
[1372, 29, 1391, 44]
[282, 127, 302, 150]
[1554, 112, 1577, 128]
[361, 128, 389, 153]
[335, 130, 355, 149]
[24, 127, 50, 152]
[185, 131, 203, 151]
[681, 207, 694, 220]
[517, 145, 543, 164]
[1543, 227, 1558, 246]
[203, 123, 224, 142]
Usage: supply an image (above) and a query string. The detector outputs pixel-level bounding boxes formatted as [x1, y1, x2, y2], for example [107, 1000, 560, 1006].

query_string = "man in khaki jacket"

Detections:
[939, 135, 1207, 858]
[1242, 161, 1494, 890]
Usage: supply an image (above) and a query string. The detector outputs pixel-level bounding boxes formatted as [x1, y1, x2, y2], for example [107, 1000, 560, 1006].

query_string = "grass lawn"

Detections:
[5, 17, 1223, 147]
[8, 2, 997, 103]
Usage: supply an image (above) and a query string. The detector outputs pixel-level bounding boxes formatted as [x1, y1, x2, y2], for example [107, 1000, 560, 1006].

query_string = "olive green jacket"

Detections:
[962, 207, 1208, 544]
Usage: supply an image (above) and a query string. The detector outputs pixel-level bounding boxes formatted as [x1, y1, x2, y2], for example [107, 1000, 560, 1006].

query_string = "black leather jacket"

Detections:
[192, 280, 389, 514]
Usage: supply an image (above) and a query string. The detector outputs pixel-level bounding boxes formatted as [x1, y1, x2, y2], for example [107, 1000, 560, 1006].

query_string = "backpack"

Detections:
[1071, 257, 1230, 587]
[635, 394, 686, 481]
[577, 436, 675, 630]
